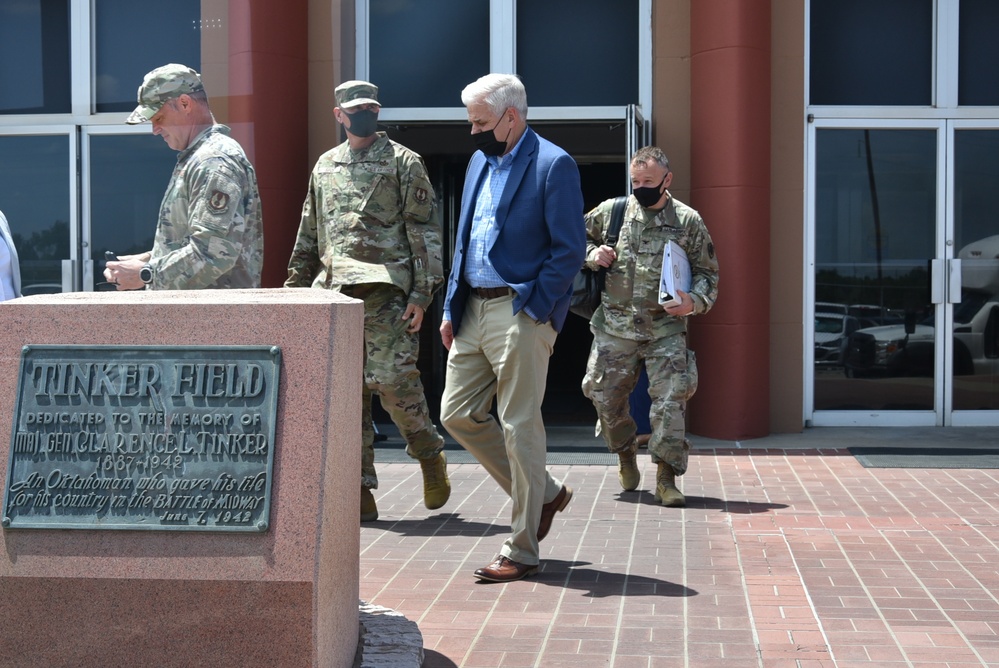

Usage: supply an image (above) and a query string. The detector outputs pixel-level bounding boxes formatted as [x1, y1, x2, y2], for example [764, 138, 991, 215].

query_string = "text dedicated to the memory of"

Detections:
[3, 345, 281, 532]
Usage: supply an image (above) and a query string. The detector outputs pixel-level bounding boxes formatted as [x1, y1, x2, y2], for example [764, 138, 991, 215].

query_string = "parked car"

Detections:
[816, 301, 848, 315]
[841, 315, 934, 377]
[815, 312, 862, 366]
[20, 283, 62, 297]
[842, 235, 999, 378]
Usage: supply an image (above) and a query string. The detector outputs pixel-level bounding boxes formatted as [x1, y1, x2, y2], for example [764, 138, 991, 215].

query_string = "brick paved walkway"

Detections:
[360, 429, 999, 667]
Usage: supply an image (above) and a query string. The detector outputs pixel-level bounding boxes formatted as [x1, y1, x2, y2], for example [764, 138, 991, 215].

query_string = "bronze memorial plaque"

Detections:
[3, 345, 281, 532]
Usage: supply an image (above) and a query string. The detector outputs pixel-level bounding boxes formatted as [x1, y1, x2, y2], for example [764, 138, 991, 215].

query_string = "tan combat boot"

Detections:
[360, 486, 378, 522]
[618, 450, 641, 491]
[420, 452, 451, 510]
[654, 461, 685, 507]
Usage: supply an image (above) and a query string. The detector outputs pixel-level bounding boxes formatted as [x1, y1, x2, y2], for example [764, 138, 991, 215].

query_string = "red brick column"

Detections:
[227, 0, 310, 288]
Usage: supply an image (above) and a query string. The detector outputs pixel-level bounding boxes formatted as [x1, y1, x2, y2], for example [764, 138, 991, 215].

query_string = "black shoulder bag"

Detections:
[569, 196, 628, 319]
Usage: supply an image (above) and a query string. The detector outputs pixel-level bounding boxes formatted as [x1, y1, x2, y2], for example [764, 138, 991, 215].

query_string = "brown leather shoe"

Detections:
[474, 556, 538, 583]
[537, 484, 573, 541]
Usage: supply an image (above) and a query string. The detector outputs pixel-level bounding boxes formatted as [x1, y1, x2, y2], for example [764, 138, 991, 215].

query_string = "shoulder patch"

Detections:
[415, 187, 429, 204]
[208, 190, 231, 213]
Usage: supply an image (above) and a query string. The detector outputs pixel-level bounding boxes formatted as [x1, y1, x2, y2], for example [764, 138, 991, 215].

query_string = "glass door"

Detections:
[0, 127, 175, 295]
[809, 120, 999, 427]
[0, 129, 76, 295]
[83, 127, 175, 291]
[808, 121, 944, 427]
[949, 123, 999, 424]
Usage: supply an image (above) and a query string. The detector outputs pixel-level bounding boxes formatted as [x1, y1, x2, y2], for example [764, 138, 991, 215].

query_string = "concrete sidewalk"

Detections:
[360, 426, 999, 667]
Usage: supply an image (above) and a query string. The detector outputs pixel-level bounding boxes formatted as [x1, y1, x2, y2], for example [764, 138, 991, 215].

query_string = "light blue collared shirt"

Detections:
[448, 131, 538, 320]
[0, 236, 15, 302]
[463, 139, 523, 290]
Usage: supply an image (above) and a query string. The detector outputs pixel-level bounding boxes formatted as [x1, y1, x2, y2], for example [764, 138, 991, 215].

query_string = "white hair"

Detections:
[460, 73, 528, 118]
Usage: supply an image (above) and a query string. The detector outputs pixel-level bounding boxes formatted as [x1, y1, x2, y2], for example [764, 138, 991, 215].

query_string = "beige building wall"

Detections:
[651, 0, 693, 205]
[200, 0, 230, 120]
[770, 2, 806, 432]
[309, 0, 344, 166]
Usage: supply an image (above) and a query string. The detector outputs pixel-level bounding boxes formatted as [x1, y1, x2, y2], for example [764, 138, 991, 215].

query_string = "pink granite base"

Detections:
[0, 578, 313, 665]
[0, 289, 364, 667]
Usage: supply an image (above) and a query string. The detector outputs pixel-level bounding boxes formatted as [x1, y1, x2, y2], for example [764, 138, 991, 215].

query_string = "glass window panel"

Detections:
[809, 0, 932, 106]
[954, 130, 999, 251]
[516, 0, 638, 107]
[813, 129, 936, 410]
[0, 135, 71, 294]
[958, 0, 999, 106]
[369, 0, 489, 108]
[0, 0, 70, 114]
[952, 130, 999, 410]
[88, 134, 176, 291]
[94, 0, 202, 113]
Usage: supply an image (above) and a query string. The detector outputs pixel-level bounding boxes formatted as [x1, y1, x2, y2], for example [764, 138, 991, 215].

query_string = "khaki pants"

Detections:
[440, 293, 564, 566]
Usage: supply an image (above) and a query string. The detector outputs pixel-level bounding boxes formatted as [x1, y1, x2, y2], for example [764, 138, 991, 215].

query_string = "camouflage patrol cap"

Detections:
[335, 80, 380, 109]
[126, 64, 205, 124]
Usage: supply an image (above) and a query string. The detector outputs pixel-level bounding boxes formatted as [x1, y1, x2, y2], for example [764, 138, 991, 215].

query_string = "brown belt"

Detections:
[474, 286, 512, 300]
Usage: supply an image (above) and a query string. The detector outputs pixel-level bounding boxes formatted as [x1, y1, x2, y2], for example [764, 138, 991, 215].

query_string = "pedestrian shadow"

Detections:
[513, 559, 697, 598]
[363, 512, 508, 538]
[688, 495, 789, 514]
[614, 490, 788, 514]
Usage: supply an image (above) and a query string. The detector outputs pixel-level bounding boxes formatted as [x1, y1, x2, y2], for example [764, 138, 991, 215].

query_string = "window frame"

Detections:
[354, 0, 653, 124]
[806, 0, 999, 120]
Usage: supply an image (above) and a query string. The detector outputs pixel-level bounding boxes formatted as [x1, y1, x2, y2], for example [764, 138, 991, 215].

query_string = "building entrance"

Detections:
[373, 122, 635, 427]
[809, 122, 999, 427]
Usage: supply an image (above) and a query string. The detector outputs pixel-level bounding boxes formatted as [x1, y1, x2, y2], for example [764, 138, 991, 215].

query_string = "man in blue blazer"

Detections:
[0, 209, 22, 300]
[439, 73, 586, 583]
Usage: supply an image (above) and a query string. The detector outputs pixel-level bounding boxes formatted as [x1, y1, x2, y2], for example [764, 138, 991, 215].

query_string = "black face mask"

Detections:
[343, 108, 379, 138]
[473, 115, 512, 156]
[632, 173, 668, 208]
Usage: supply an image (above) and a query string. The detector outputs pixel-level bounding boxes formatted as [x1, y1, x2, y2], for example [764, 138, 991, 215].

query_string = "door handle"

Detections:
[930, 259, 944, 304]
[60, 259, 75, 293]
[83, 259, 94, 292]
[948, 258, 962, 304]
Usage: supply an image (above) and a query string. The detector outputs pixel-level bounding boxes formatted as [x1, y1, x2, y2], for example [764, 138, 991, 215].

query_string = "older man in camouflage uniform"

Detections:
[582, 146, 719, 507]
[104, 63, 263, 290]
[285, 80, 449, 522]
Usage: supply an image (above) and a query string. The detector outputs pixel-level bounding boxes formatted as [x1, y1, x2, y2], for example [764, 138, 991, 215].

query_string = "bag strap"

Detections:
[606, 196, 628, 245]
[593, 196, 629, 294]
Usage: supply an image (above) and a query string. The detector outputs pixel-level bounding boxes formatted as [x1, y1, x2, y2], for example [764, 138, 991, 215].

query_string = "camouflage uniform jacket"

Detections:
[284, 133, 443, 309]
[584, 194, 719, 342]
[149, 124, 263, 289]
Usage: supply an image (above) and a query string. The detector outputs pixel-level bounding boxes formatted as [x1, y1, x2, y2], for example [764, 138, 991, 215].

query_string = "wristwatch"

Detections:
[139, 263, 153, 285]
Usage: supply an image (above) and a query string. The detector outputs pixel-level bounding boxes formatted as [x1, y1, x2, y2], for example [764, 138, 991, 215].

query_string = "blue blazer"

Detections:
[444, 127, 585, 335]
[0, 210, 21, 299]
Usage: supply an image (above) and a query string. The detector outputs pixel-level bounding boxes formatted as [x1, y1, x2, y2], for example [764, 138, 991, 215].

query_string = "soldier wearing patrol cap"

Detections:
[285, 79, 449, 522]
[104, 63, 263, 291]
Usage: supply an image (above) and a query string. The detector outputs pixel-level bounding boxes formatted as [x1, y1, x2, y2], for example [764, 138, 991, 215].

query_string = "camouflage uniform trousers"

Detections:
[581, 329, 698, 476]
[341, 283, 445, 489]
